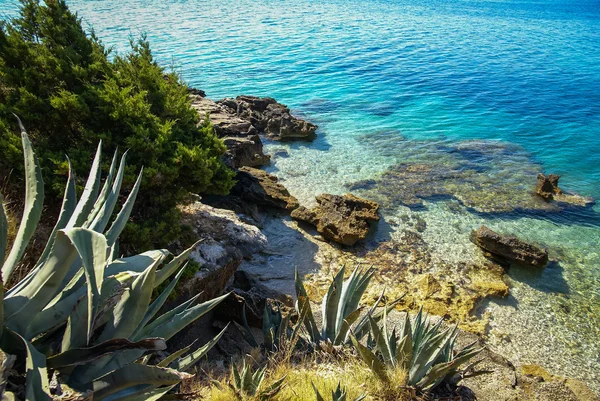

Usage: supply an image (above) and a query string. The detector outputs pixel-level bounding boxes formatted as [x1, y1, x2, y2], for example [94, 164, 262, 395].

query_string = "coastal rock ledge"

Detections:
[472, 225, 549, 268]
[219, 95, 318, 141]
[291, 193, 380, 246]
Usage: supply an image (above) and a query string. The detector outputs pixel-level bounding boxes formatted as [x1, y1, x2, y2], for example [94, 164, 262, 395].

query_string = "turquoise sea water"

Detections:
[2, 0, 600, 390]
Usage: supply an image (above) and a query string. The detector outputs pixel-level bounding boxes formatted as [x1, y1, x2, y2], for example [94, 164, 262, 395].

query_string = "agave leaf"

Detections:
[105, 168, 143, 246]
[409, 327, 454, 385]
[171, 324, 228, 372]
[397, 333, 413, 372]
[5, 231, 79, 334]
[131, 294, 201, 342]
[105, 250, 170, 277]
[102, 384, 175, 401]
[15, 331, 51, 401]
[312, 382, 326, 401]
[61, 296, 89, 351]
[38, 157, 79, 271]
[132, 265, 187, 338]
[0, 195, 7, 268]
[350, 334, 387, 382]
[89, 151, 128, 233]
[333, 307, 362, 345]
[260, 374, 286, 399]
[154, 240, 201, 288]
[369, 315, 394, 367]
[339, 267, 375, 331]
[294, 268, 320, 342]
[322, 267, 344, 341]
[49, 338, 166, 369]
[144, 292, 230, 341]
[64, 228, 108, 344]
[156, 342, 195, 368]
[67, 141, 103, 229]
[90, 364, 192, 401]
[233, 304, 259, 348]
[84, 150, 118, 230]
[2, 125, 44, 282]
[98, 257, 159, 342]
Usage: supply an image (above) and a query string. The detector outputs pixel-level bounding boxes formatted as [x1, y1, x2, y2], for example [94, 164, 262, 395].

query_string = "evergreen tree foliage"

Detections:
[0, 0, 234, 253]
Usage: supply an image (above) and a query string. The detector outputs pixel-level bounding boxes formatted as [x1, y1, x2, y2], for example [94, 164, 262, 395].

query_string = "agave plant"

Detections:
[312, 382, 366, 401]
[351, 307, 486, 393]
[294, 266, 400, 346]
[228, 357, 285, 400]
[0, 120, 229, 400]
[234, 302, 306, 355]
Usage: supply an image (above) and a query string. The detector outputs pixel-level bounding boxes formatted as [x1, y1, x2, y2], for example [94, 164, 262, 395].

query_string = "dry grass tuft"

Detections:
[184, 349, 412, 401]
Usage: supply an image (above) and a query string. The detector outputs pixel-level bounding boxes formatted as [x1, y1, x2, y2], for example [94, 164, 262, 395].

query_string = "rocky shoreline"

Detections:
[176, 89, 599, 400]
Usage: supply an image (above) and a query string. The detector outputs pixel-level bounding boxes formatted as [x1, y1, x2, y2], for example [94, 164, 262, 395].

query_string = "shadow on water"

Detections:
[470, 202, 600, 229]
[507, 260, 570, 295]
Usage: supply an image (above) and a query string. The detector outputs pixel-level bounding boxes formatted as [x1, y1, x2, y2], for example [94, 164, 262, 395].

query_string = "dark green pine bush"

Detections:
[0, 0, 234, 253]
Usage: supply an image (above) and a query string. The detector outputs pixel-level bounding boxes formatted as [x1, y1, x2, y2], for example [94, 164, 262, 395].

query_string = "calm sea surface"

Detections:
[2, 0, 599, 390]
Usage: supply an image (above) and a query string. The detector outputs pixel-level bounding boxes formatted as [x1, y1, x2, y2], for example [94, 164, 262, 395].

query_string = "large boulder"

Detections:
[291, 193, 380, 246]
[472, 226, 548, 268]
[189, 94, 256, 137]
[189, 94, 270, 169]
[222, 135, 270, 168]
[218, 95, 317, 141]
[536, 173, 594, 207]
[177, 202, 268, 301]
[231, 167, 300, 211]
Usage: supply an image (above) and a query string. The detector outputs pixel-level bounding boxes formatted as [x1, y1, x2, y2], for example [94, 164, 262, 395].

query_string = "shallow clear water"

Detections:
[2, 0, 600, 390]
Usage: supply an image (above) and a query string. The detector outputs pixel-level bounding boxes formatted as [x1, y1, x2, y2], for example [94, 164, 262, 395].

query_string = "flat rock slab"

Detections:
[291, 193, 380, 246]
[472, 225, 549, 268]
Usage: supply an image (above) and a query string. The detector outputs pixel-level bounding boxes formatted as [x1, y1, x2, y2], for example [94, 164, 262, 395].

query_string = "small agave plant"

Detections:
[234, 302, 305, 354]
[295, 266, 401, 347]
[312, 382, 366, 401]
[351, 307, 487, 394]
[0, 120, 229, 400]
[228, 357, 286, 400]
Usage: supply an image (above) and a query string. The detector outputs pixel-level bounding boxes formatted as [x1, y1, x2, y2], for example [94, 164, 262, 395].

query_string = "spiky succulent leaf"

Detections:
[0, 195, 7, 268]
[2, 124, 44, 282]
[154, 240, 201, 288]
[350, 334, 387, 382]
[322, 267, 344, 341]
[105, 168, 143, 246]
[89, 364, 192, 401]
[16, 332, 51, 401]
[48, 338, 166, 369]
[67, 141, 103, 229]
[171, 324, 228, 371]
[88, 152, 128, 233]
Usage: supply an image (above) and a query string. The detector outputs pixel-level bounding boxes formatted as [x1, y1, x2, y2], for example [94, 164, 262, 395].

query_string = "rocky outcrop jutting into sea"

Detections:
[218, 95, 318, 141]
[291, 193, 380, 246]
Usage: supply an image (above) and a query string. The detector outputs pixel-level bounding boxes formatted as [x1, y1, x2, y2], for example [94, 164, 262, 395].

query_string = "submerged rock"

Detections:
[472, 225, 549, 268]
[536, 173, 594, 207]
[232, 167, 300, 211]
[291, 193, 380, 246]
[219, 95, 317, 141]
[177, 201, 268, 301]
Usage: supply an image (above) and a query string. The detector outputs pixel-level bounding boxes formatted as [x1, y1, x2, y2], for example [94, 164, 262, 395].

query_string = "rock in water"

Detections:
[219, 95, 318, 141]
[291, 193, 380, 246]
[536, 173, 594, 207]
[232, 167, 300, 211]
[472, 225, 549, 268]
[536, 173, 562, 200]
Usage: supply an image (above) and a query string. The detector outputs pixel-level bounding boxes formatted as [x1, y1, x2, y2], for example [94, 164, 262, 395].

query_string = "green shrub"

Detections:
[0, 0, 235, 254]
[0, 124, 229, 400]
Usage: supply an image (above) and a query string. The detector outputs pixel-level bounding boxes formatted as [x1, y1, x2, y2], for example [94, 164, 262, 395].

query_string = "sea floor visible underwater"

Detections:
[1, 0, 599, 393]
